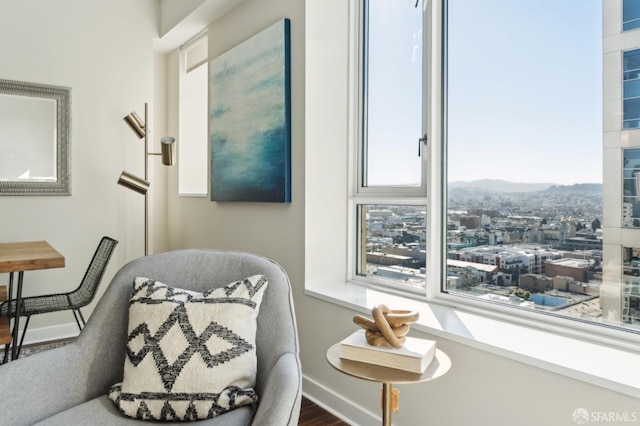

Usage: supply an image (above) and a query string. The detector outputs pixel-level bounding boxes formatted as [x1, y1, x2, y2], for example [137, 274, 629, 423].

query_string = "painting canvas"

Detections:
[209, 19, 291, 202]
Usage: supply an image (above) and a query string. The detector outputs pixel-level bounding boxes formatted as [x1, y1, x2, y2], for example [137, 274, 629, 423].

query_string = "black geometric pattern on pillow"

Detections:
[126, 303, 254, 392]
[109, 275, 268, 421]
[108, 383, 258, 421]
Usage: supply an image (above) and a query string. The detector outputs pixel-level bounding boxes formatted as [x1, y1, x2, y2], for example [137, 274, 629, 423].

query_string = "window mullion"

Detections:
[425, 0, 444, 300]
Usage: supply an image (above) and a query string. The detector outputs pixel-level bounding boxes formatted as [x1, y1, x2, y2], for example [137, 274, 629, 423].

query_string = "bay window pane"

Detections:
[443, 0, 632, 329]
[364, 0, 422, 187]
[358, 204, 426, 289]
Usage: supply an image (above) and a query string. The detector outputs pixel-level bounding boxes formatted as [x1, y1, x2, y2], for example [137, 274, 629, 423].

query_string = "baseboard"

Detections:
[19, 322, 79, 346]
[302, 374, 378, 426]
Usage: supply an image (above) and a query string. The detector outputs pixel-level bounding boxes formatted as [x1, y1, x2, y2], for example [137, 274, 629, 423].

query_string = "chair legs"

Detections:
[15, 315, 32, 359]
[72, 309, 86, 330]
[3, 310, 84, 361]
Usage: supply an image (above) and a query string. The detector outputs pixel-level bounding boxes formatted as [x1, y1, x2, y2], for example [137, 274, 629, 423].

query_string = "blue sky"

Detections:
[448, 0, 603, 185]
[368, 0, 603, 186]
[366, 0, 423, 186]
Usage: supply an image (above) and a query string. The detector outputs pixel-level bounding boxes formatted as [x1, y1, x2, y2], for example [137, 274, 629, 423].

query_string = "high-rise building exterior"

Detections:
[602, 0, 640, 324]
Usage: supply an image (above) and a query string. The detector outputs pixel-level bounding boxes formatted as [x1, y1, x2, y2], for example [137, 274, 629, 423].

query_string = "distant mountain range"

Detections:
[448, 179, 602, 194]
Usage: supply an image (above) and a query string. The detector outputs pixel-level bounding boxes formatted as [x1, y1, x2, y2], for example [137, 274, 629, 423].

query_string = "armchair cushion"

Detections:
[108, 275, 268, 421]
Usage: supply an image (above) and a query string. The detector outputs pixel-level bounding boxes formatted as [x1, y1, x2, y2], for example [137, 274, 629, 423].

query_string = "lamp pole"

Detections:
[144, 102, 149, 256]
[119, 102, 175, 257]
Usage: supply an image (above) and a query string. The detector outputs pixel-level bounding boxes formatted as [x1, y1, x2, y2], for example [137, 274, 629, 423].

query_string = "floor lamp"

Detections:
[118, 102, 175, 256]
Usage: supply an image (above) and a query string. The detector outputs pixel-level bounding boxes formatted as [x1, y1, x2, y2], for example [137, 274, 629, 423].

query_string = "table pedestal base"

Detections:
[381, 383, 395, 426]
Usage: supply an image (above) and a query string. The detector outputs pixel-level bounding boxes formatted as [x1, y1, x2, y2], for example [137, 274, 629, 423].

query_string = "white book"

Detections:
[339, 329, 437, 374]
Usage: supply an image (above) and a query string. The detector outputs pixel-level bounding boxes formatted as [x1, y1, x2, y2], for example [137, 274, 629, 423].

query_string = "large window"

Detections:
[355, 0, 427, 293]
[355, 0, 640, 334]
[445, 0, 609, 327]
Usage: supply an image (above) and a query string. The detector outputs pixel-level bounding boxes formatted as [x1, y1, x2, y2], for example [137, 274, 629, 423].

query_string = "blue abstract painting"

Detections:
[209, 19, 291, 202]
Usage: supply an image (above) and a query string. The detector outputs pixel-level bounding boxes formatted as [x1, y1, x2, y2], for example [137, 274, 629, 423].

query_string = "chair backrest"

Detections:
[75, 249, 300, 410]
[68, 236, 118, 308]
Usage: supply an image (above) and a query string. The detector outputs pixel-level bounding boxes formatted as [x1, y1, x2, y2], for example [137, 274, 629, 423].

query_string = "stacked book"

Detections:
[339, 329, 437, 374]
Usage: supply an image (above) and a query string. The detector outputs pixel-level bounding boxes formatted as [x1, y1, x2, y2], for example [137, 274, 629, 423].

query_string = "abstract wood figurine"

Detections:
[353, 304, 419, 348]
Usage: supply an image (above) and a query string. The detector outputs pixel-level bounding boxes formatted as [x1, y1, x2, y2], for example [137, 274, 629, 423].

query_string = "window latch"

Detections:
[418, 134, 428, 156]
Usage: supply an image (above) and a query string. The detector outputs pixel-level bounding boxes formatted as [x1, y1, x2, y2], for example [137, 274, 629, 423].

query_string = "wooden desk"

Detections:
[0, 241, 65, 360]
[327, 343, 451, 426]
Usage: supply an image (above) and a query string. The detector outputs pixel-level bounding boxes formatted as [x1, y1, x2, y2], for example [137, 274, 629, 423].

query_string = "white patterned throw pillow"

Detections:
[109, 275, 268, 421]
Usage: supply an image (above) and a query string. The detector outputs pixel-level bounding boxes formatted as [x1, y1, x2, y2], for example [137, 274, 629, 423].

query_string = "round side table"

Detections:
[326, 343, 451, 426]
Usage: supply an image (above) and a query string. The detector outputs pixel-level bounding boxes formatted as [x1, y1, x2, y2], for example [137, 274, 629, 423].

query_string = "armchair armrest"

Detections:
[0, 343, 90, 426]
[252, 352, 302, 426]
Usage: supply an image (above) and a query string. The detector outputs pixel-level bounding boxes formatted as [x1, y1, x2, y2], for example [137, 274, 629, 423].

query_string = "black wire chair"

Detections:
[0, 236, 118, 358]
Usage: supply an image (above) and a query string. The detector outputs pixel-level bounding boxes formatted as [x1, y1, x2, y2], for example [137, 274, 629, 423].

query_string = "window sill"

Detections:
[306, 281, 640, 399]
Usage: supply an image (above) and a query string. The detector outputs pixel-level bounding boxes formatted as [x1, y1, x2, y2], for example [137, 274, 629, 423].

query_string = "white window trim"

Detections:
[354, 0, 429, 198]
[305, 0, 640, 401]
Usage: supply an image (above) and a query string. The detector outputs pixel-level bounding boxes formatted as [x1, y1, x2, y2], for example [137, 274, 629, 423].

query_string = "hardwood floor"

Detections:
[299, 396, 350, 426]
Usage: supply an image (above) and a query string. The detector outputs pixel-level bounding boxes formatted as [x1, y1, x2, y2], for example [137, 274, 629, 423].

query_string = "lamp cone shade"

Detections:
[118, 171, 150, 195]
[160, 136, 176, 166]
[123, 111, 146, 139]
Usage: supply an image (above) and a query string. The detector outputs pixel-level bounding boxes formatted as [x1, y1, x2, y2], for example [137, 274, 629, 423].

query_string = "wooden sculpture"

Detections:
[353, 304, 419, 349]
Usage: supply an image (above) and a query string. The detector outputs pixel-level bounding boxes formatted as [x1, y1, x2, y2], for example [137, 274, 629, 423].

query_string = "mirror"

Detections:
[0, 79, 70, 195]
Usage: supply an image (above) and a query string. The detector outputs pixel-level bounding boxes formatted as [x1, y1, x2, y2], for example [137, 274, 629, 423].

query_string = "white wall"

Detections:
[165, 0, 305, 274]
[159, 0, 207, 37]
[0, 0, 159, 341]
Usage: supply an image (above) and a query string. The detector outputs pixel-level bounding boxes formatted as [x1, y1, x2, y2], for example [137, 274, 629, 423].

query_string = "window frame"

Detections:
[357, 0, 429, 195]
[350, 0, 435, 295]
[346, 0, 640, 346]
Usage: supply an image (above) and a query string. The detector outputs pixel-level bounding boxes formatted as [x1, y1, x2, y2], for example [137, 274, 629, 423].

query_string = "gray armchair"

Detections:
[0, 249, 302, 425]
